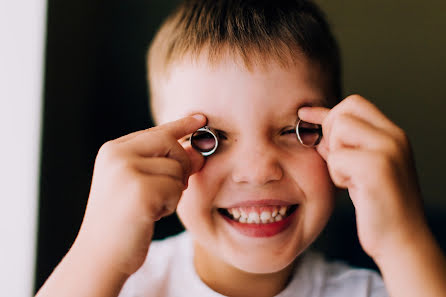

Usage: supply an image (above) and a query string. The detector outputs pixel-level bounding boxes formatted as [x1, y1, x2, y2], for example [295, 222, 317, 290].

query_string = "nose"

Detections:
[231, 138, 283, 186]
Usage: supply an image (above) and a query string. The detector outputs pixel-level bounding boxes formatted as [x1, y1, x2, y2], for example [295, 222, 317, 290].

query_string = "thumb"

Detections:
[185, 146, 205, 175]
[183, 144, 205, 187]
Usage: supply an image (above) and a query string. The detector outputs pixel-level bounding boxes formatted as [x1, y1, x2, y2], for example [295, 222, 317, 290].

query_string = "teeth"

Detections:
[279, 206, 287, 216]
[232, 208, 241, 219]
[223, 205, 294, 224]
[260, 211, 271, 223]
[247, 212, 260, 224]
[272, 208, 278, 217]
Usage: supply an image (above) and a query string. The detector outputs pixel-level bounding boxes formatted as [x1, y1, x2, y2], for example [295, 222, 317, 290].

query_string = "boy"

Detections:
[36, 0, 446, 296]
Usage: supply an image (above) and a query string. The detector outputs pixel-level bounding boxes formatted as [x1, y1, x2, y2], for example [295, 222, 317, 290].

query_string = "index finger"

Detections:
[113, 114, 207, 145]
[151, 114, 207, 140]
[298, 106, 330, 125]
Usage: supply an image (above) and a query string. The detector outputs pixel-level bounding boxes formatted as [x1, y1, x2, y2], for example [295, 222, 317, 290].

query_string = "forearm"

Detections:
[35, 241, 129, 297]
[375, 226, 446, 297]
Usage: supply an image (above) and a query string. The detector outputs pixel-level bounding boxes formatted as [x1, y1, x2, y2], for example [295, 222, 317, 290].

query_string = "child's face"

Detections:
[156, 54, 335, 274]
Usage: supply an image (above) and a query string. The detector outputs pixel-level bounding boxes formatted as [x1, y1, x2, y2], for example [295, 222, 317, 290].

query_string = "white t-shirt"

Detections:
[118, 232, 388, 297]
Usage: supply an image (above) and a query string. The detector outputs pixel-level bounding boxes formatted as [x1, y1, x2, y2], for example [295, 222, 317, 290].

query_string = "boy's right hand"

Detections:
[73, 114, 206, 277]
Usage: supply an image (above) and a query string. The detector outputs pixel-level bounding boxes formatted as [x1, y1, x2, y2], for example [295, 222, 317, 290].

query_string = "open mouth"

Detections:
[217, 204, 299, 224]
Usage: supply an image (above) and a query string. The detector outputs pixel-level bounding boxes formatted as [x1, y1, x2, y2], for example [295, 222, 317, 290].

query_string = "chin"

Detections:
[226, 250, 298, 274]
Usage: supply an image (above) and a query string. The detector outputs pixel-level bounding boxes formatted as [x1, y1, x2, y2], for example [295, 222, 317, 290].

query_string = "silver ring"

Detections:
[296, 118, 322, 148]
[190, 126, 219, 156]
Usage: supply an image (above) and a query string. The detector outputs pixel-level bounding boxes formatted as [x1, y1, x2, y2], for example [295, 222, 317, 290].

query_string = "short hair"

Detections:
[147, 0, 342, 116]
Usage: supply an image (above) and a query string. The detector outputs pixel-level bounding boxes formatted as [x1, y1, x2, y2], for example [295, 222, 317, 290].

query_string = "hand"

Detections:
[74, 114, 207, 276]
[298, 95, 427, 260]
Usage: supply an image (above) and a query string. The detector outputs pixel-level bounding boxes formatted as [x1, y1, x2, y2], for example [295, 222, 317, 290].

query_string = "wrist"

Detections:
[70, 231, 131, 281]
[372, 221, 433, 268]
[66, 240, 130, 294]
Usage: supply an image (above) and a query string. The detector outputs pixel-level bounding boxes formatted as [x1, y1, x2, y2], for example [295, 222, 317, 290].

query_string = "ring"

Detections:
[296, 118, 323, 148]
[190, 126, 219, 156]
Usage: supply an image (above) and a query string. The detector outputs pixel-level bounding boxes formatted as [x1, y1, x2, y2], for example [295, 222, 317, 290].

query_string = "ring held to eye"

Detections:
[190, 126, 219, 156]
[296, 119, 322, 147]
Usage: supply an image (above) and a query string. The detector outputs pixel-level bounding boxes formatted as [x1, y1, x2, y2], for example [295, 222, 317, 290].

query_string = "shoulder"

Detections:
[118, 232, 193, 297]
[281, 251, 388, 297]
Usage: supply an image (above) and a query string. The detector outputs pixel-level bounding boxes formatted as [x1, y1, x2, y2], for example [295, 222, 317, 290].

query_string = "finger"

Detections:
[113, 129, 147, 144]
[330, 95, 400, 135]
[114, 113, 206, 144]
[150, 114, 207, 140]
[326, 148, 388, 196]
[298, 106, 330, 125]
[315, 137, 329, 161]
[130, 137, 193, 182]
[142, 175, 185, 221]
[182, 142, 205, 175]
[329, 113, 398, 152]
[124, 114, 206, 177]
[326, 148, 369, 190]
[134, 157, 185, 185]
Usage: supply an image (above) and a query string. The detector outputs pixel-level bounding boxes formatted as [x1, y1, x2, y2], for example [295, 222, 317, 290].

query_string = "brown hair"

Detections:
[148, 0, 342, 115]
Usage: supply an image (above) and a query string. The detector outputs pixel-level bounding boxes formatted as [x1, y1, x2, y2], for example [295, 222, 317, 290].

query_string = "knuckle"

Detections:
[98, 141, 116, 158]
[97, 141, 122, 164]
[395, 127, 411, 148]
[334, 114, 351, 132]
[344, 94, 364, 104]
[382, 130, 409, 157]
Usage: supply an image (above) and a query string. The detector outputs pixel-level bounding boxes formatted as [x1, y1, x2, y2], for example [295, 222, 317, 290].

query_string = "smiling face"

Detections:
[155, 53, 335, 276]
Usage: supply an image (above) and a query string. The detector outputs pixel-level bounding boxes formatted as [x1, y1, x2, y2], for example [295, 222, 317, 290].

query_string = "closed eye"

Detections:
[216, 131, 227, 140]
[281, 127, 321, 136]
[281, 129, 296, 135]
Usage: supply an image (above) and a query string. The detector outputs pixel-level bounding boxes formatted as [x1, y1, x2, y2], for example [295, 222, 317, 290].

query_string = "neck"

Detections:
[193, 242, 296, 297]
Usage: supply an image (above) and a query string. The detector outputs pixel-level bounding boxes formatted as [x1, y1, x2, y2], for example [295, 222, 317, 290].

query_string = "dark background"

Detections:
[35, 0, 446, 292]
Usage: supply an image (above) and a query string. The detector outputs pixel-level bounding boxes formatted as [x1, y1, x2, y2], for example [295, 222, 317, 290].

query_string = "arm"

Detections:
[299, 95, 446, 297]
[35, 239, 129, 297]
[35, 114, 207, 297]
[375, 225, 446, 297]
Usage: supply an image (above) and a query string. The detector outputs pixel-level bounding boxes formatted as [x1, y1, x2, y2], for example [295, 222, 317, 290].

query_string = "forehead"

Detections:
[156, 55, 328, 126]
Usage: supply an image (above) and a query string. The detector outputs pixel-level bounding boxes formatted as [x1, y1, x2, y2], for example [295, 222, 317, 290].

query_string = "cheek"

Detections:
[287, 150, 333, 195]
[284, 150, 335, 218]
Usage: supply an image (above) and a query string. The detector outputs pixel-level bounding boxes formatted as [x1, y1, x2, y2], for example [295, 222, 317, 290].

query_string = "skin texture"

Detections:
[36, 54, 446, 297]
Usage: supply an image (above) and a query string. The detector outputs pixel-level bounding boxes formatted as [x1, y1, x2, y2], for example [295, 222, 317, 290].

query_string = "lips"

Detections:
[218, 204, 299, 237]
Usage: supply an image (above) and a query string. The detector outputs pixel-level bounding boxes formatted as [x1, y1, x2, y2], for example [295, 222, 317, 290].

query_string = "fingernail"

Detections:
[192, 114, 205, 121]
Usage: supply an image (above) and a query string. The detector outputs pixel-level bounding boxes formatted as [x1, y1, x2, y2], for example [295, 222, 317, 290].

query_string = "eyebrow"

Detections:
[185, 97, 328, 127]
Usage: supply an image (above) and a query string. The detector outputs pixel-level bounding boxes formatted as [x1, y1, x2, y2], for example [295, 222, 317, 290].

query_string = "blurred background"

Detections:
[1, 1, 445, 296]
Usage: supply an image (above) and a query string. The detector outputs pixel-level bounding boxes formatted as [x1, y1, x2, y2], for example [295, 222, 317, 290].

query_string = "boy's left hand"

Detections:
[298, 94, 427, 260]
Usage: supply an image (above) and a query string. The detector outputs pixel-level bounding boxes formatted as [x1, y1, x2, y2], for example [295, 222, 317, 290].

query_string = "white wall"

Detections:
[0, 0, 47, 296]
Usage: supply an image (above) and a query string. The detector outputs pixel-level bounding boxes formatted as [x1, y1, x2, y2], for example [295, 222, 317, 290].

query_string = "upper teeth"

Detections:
[227, 206, 291, 224]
